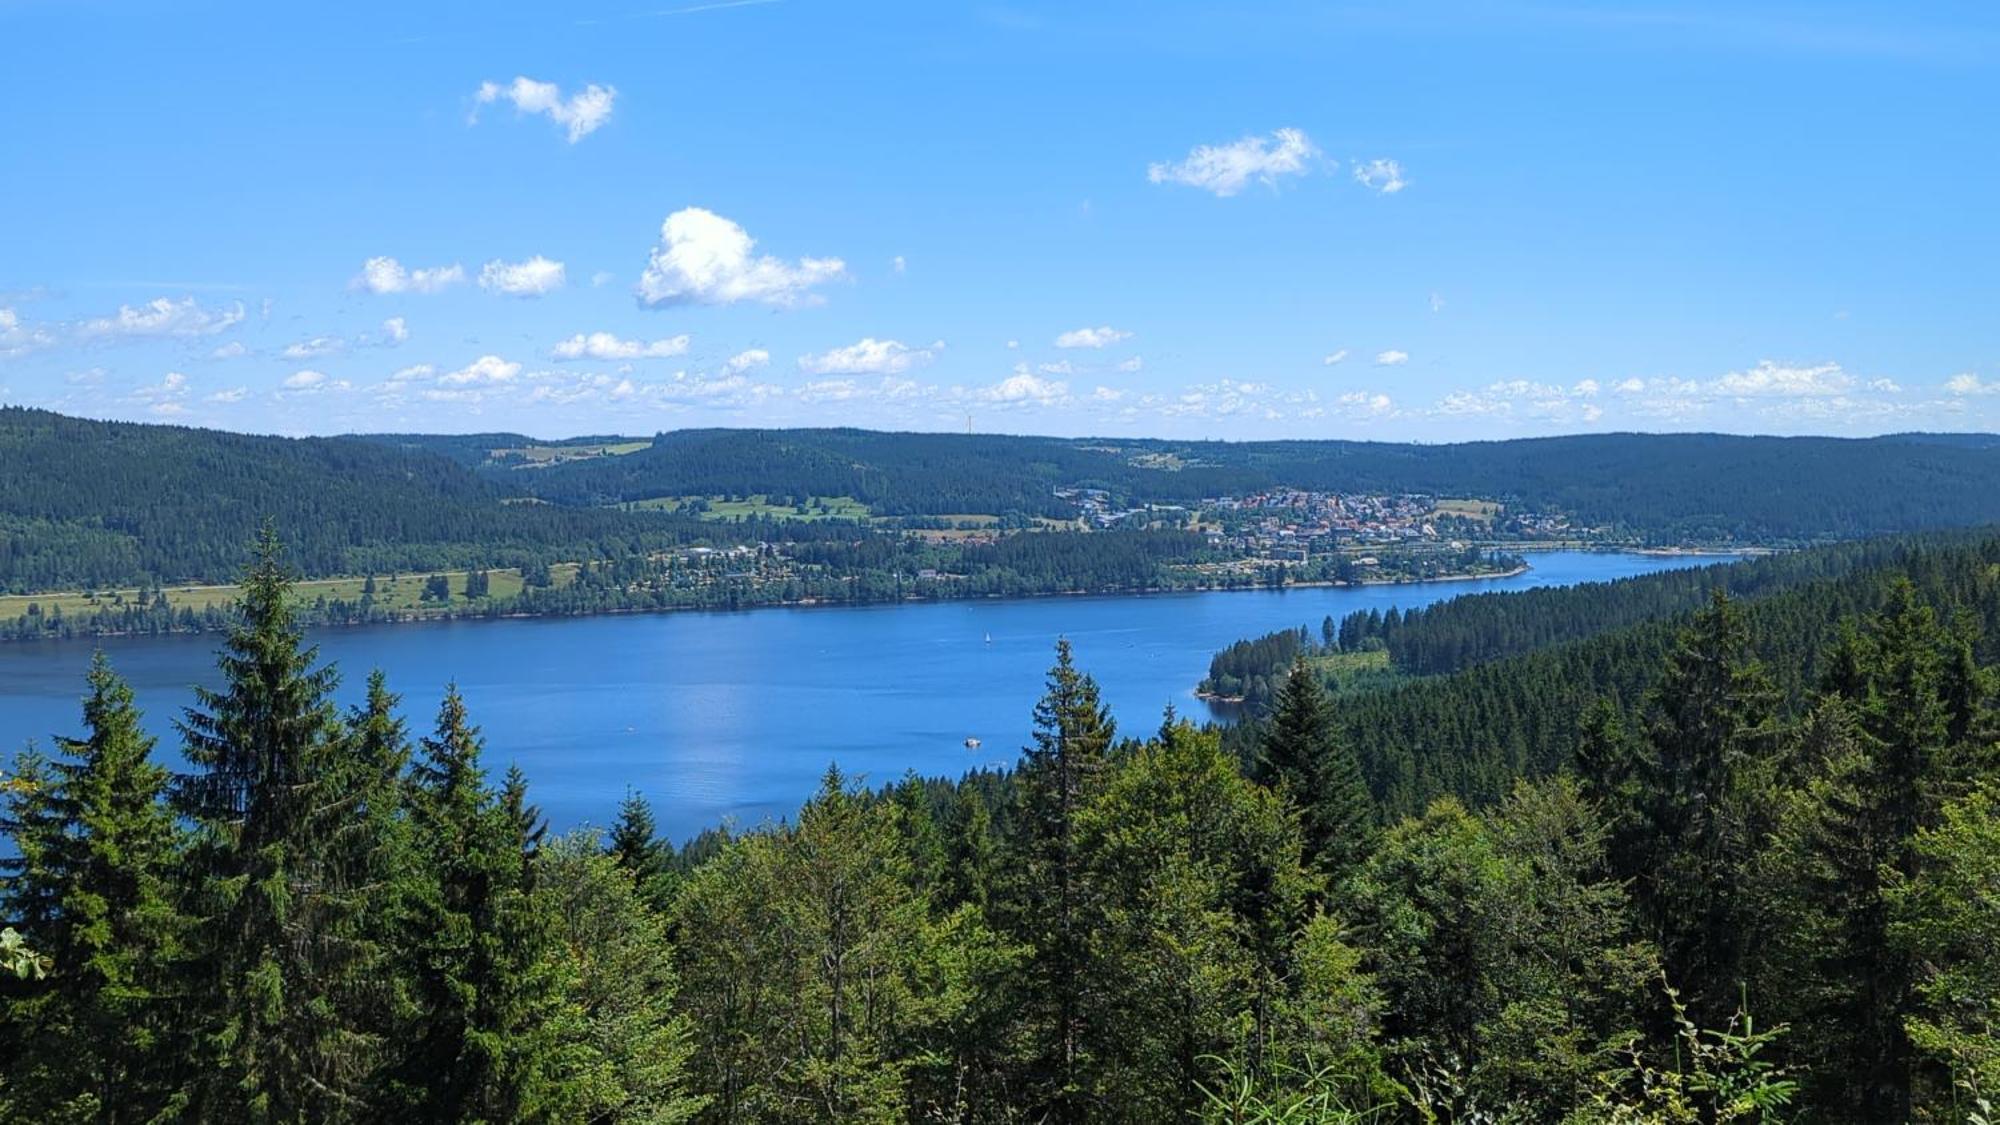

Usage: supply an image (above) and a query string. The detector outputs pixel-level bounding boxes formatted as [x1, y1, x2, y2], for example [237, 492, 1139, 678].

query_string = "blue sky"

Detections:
[2, 1, 1996, 440]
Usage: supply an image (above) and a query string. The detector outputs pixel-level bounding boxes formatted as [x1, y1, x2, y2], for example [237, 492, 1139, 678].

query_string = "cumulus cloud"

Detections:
[382, 317, 409, 344]
[724, 348, 770, 374]
[1375, 349, 1410, 366]
[78, 296, 246, 339]
[283, 370, 328, 390]
[798, 337, 939, 376]
[439, 354, 523, 388]
[354, 257, 466, 295]
[1116, 356, 1144, 373]
[1148, 128, 1317, 197]
[552, 331, 691, 360]
[636, 207, 847, 308]
[480, 256, 566, 297]
[1322, 349, 1350, 366]
[1947, 373, 1999, 396]
[980, 369, 1070, 405]
[1055, 325, 1132, 349]
[207, 386, 249, 403]
[1353, 158, 1408, 194]
[209, 341, 249, 360]
[473, 76, 617, 143]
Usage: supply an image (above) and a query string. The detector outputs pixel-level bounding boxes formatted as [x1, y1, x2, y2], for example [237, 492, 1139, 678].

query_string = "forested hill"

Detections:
[13, 405, 2000, 592]
[0, 407, 706, 591]
[393, 426, 2000, 542]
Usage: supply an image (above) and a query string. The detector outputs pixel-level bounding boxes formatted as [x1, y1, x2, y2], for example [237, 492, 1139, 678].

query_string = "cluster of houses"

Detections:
[1199, 490, 1466, 557]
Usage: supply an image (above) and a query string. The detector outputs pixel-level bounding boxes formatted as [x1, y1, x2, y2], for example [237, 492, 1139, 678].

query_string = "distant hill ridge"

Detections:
[7, 405, 2000, 591]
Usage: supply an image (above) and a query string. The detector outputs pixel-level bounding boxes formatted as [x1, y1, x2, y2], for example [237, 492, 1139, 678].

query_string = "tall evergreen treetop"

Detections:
[1258, 656, 1377, 882]
[172, 525, 379, 1122]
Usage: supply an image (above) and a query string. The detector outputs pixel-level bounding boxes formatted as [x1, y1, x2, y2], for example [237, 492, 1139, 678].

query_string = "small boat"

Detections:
[964, 737, 982, 749]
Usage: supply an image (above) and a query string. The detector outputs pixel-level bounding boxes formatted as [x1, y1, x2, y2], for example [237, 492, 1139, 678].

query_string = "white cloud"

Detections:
[480, 256, 566, 297]
[1055, 325, 1132, 349]
[1429, 291, 1445, 313]
[636, 207, 847, 307]
[1322, 349, 1350, 366]
[207, 386, 249, 403]
[552, 331, 691, 360]
[1116, 356, 1144, 373]
[382, 317, 409, 344]
[1573, 379, 1601, 396]
[1148, 128, 1317, 197]
[1946, 373, 1998, 396]
[211, 340, 249, 359]
[127, 370, 190, 411]
[1375, 349, 1410, 366]
[979, 370, 1070, 405]
[439, 354, 523, 388]
[79, 296, 246, 339]
[724, 348, 770, 374]
[1353, 158, 1408, 194]
[892, 255, 907, 274]
[473, 76, 617, 143]
[798, 337, 939, 376]
[354, 257, 466, 295]
[282, 336, 345, 360]
[1336, 391, 1395, 416]
[1868, 378, 1901, 393]
[1005, 339, 1021, 349]
[1711, 360, 1851, 397]
[283, 370, 328, 390]
[0, 307, 57, 358]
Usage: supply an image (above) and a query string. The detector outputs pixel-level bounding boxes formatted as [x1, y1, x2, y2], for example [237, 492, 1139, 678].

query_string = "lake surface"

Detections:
[0, 551, 1733, 839]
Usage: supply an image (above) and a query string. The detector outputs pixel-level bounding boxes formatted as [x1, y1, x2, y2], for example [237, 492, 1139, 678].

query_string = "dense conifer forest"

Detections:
[5, 527, 2000, 1121]
[13, 408, 2000, 596]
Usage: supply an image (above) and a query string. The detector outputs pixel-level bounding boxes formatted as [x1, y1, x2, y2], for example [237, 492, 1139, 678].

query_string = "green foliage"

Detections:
[4, 528, 2000, 1123]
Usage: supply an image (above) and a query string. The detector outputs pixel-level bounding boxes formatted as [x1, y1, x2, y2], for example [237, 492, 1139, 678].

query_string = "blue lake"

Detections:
[0, 551, 1734, 839]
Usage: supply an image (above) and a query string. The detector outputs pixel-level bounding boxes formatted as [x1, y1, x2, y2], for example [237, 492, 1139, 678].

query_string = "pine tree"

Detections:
[1257, 656, 1376, 882]
[174, 526, 379, 1121]
[1008, 638, 1115, 1121]
[1, 656, 185, 1122]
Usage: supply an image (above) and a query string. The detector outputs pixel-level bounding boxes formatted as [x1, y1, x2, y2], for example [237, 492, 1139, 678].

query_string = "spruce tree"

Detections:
[1, 656, 185, 1122]
[1640, 590, 1778, 1025]
[398, 686, 568, 1121]
[1007, 638, 1114, 1121]
[608, 787, 674, 909]
[174, 527, 379, 1121]
[1257, 656, 1376, 882]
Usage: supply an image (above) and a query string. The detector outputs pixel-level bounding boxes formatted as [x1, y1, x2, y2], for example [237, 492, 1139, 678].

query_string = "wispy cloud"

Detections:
[1353, 158, 1408, 194]
[472, 77, 616, 143]
[552, 331, 691, 360]
[1055, 325, 1132, 349]
[798, 337, 941, 376]
[1148, 128, 1318, 197]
